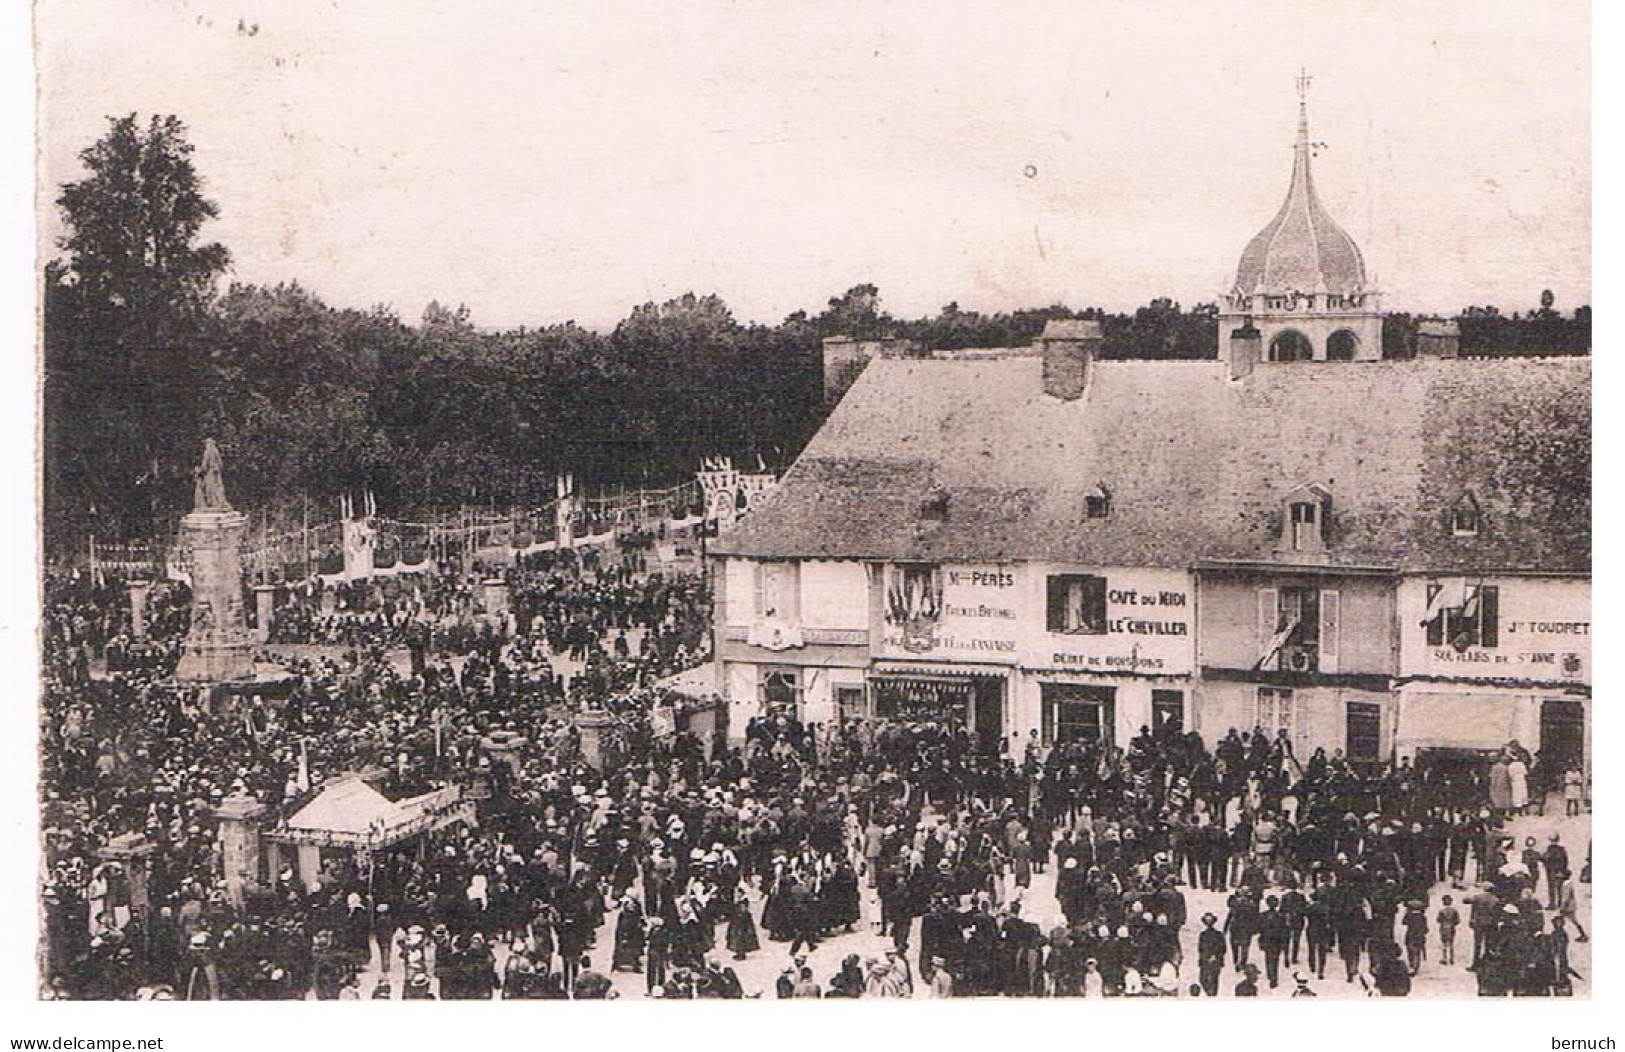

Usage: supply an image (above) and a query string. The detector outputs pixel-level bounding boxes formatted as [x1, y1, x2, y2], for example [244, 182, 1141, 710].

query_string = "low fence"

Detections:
[87, 470, 767, 587]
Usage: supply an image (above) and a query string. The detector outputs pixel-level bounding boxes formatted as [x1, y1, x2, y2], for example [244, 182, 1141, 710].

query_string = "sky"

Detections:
[35, 0, 1590, 330]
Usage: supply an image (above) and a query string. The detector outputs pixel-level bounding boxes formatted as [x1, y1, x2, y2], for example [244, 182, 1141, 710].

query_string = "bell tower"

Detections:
[1221, 71, 1382, 364]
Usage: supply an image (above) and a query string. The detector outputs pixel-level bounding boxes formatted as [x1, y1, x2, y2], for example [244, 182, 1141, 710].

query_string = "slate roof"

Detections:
[715, 354, 1589, 574]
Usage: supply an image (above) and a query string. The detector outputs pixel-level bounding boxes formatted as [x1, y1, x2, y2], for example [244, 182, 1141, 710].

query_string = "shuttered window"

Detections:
[1257, 687, 1295, 738]
[1479, 586, 1499, 649]
[754, 561, 800, 621]
[1047, 574, 1107, 634]
[1319, 589, 1341, 673]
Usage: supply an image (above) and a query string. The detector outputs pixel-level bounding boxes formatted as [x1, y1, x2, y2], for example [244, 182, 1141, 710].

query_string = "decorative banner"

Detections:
[880, 563, 1016, 657]
[699, 458, 778, 529]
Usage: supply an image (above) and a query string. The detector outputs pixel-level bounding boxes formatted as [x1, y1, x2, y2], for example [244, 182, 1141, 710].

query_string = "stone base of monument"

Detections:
[173, 504, 256, 684]
[174, 639, 257, 683]
[574, 712, 617, 770]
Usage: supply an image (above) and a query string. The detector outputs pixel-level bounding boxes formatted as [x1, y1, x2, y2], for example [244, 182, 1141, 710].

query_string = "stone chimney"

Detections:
[1228, 320, 1262, 381]
[1038, 319, 1101, 400]
[1415, 319, 1460, 359]
[822, 335, 921, 407]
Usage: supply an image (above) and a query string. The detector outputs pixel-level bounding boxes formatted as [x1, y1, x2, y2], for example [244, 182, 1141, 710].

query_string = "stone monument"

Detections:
[213, 792, 267, 908]
[174, 439, 255, 683]
[127, 579, 151, 640]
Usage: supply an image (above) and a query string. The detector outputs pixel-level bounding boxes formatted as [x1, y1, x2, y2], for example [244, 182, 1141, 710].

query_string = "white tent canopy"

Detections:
[280, 775, 471, 848]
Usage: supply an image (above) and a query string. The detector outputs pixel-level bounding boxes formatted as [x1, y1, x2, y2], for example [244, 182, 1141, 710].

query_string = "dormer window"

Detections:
[1085, 483, 1112, 520]
[919, 485, 949, 523]
[1280, 482, 1332, 553]
[1451, 493, 1481, 537]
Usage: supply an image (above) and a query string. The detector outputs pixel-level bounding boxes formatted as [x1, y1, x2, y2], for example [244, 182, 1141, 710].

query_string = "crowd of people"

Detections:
[37, 543, 1590, 1001]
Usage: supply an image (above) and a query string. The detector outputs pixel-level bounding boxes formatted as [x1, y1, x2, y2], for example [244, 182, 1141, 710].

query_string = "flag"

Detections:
[1422, 578, 1468, 623]
[1255, 617, 1300, 670]
[1460, 584, 1482, 620]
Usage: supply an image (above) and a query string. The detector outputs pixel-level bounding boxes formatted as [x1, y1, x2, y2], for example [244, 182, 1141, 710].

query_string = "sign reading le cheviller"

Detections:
[1044, 567, 1194, 674]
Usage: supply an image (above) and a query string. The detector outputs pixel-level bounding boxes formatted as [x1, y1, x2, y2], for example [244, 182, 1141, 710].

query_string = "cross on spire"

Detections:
[1294, 68, 1324, 154]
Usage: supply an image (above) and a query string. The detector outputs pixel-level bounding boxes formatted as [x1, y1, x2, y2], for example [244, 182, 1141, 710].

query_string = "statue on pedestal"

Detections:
[193, 438, 231, 511]
[174, 438, 253, 684]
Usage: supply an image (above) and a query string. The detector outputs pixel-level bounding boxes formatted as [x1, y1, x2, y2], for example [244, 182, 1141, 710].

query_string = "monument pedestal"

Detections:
[96, 833, 156, 919]
[482, 578, 510, 619]
[574, 712, 616, 770]
[479, 729, 527, 780]
[174, 508, 255, 684]
[127, 580, 151, 641]
[253, 584, 277, 643]
[214, 793, 267, 909]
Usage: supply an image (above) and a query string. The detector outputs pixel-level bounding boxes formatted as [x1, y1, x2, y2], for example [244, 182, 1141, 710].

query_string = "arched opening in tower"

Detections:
[1327, 329, 1360, 362]
[1268, 330, 1314, 363]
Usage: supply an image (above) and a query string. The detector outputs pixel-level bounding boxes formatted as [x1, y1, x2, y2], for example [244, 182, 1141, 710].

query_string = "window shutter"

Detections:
[1425, 584, 1443, 647]
[1319, 589, 1341, 674]
[1047, 576, 1068, 633]
[1479, 586, 1499, 648]
[1258, 587, 1279, 649]
[784, 563, 802, 622]
[753, 562, 766, 619]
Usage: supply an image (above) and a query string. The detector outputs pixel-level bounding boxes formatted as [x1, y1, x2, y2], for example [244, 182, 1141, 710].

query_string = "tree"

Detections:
[55, 115, 229, 314]
[817, 283, 890, 339]
[45, 114, 230, 541]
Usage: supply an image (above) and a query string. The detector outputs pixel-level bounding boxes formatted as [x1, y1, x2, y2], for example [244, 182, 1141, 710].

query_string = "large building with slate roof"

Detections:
[708, 87, 1590, 773]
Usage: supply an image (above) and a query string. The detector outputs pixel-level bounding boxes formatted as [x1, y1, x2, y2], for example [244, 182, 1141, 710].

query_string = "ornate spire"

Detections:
[1231, 73, 1367, 297]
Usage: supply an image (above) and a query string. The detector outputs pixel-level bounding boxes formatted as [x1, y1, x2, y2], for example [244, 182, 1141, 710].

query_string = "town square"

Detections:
[21, 0, 1592, 1021]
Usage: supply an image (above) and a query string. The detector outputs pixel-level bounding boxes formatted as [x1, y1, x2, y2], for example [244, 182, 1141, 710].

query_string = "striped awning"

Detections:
[871, 661, 1009, 681]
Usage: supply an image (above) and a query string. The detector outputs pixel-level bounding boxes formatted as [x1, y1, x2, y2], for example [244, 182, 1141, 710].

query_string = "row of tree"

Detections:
[42, 115, 1591, 549]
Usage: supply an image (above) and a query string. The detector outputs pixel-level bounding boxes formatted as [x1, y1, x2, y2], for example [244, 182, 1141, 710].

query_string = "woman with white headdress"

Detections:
[1507, 751, 1530, 814]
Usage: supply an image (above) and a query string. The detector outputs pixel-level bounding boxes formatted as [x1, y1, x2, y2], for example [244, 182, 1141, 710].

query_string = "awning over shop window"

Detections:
[871, 662, 1008, 681]
[1396, 692, 1517, 750]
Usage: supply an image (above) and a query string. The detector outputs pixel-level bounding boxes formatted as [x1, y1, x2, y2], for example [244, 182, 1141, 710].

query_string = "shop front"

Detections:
[1394, 685, 1588, 773]
[1394, 574, 1590, 777]
[1021, 670, 1192, 749]
[868, 662, 1009, 751]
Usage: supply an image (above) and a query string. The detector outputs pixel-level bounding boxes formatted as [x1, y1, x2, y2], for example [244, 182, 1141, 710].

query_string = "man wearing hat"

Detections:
[403, 971, 435, 1000]
[1197, 913, 1225, 997]
[1290, 970, 1317, 997]
[1544, 833, 1571, 909]
[1402, 900, 1429, 975]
